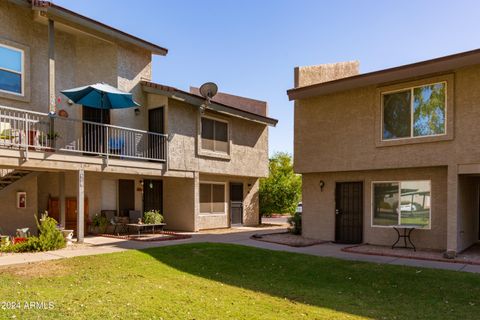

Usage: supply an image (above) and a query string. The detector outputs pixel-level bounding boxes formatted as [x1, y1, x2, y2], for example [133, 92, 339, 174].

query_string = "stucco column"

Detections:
[77, 169, 85, 243]
[59, 172, 66, 227]
[446, 165, 459, 253]
[193, 171, 199, 232]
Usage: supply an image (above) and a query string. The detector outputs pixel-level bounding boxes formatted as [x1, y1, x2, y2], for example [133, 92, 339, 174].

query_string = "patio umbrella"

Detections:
[61, 83, 140, 121]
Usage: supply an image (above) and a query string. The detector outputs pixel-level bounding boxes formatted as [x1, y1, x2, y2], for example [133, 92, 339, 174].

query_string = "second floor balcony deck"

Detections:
[0, 105, 168, 165]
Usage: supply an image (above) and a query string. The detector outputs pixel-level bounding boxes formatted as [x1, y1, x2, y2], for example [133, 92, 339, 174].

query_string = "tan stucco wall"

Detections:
[294, 66, 480, 174]
[302, 167, 448, 250]
[0, 174, 38, 236]
[0, 2, 151, 128]
[162, 98, 269, 178]
[163, 176, 196, 231]
[294, 61, 359, 88]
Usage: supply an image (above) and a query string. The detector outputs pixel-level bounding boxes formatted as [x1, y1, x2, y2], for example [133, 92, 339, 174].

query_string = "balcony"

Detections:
[0, 105, 167, 163]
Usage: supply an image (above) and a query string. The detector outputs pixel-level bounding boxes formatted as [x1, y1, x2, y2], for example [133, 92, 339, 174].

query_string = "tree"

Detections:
[260, 152, 301, 216]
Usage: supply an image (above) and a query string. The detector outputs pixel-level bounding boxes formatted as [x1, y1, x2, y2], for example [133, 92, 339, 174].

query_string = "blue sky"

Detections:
[55, 0, 480, 155]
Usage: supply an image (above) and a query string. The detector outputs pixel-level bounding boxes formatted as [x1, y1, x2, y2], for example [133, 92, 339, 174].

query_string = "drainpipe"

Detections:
[48, 18, 56, 149]
[48, 18, 55, 113]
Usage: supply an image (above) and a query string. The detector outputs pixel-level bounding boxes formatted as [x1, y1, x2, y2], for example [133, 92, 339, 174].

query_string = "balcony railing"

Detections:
[0, 105, 167, 163]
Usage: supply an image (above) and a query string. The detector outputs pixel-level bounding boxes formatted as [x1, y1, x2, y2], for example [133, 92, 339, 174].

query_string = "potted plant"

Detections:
[0, 235, 10, 247]
[39, 131, 60, 151]
[90, 214, 108, 234]
[143, 210, 164, 224]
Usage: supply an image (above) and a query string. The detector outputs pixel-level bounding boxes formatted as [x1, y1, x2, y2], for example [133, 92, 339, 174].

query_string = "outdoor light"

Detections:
[134, 108, 140, 116]
[149, 181, 153, 189]
[319, 180, 325, 192]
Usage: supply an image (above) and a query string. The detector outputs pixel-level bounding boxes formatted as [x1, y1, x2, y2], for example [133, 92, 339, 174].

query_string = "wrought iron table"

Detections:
[392, 226, 416, 251]
[126, 223, 166, 236]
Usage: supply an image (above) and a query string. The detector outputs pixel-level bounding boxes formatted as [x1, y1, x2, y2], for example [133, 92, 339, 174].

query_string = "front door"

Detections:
[143, 179, 163, 213]
[118, 179, 135, 217]
[230, 183, 243, 225]
[148, 107, 164, 160]
[48, 197, 89, 236]
[83, 106, 110, 154]
[335, 182, 363, 244]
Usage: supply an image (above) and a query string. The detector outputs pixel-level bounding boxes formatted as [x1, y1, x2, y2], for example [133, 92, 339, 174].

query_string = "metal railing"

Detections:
[0, 105, 167, 163]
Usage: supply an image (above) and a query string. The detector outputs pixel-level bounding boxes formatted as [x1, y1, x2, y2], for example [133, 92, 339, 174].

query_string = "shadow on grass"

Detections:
[140, 242, 480, 320]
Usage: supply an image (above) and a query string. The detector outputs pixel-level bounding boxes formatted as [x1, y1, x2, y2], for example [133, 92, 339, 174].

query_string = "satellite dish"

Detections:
[199, 82, 218, 101]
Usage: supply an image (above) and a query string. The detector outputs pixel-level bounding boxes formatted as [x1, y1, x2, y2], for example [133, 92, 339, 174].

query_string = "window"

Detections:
[200, 183, 226, 214]
[372, 181, 431, 229]
[201, 117, 228, 153]
[0, 44, 23, 95]
[382, 82, 445, 140]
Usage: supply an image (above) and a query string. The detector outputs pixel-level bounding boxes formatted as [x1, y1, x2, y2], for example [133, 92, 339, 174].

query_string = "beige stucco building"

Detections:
[0, 0, 277, 240]
[288, 49, 480, 255]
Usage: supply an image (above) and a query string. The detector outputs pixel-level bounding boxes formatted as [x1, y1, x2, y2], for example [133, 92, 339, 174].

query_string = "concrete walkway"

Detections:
[1, 226, 480, 273]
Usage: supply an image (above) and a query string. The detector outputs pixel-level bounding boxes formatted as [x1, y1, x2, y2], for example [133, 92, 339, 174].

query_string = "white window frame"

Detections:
[199, 181, 227, 215]
[381, 81, 447, 141]
[200, 115, 230, 154]
[371, 180, 431, 230]
[0, 43, 25, 97]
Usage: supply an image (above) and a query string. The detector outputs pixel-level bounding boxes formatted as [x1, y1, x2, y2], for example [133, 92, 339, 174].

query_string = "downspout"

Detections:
[48, 18, 55, 113]
[48, 18, 56, 148]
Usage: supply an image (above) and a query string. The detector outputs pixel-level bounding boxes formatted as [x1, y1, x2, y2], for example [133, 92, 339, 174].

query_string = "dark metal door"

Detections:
[230, 183, 243, 225]
[118, 179, 135, 217]
[148, 107, 164, 160]
[143, 180, 163, 213]
[82, 106, 110, 154]
[335, 182, 363, 244]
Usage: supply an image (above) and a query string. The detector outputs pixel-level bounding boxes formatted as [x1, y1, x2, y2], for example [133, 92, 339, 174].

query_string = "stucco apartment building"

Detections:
[288, 48, 480, 255]
[0, 0, 277, 241]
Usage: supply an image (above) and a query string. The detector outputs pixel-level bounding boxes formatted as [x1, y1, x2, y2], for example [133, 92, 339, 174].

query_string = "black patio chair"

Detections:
[129, 210, 142, 223]
[102, 210, 127, 235]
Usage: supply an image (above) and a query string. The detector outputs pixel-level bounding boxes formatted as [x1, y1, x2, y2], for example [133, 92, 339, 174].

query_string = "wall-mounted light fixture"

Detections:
[319, 180, 325, 192]
[134, 108, 140, 116]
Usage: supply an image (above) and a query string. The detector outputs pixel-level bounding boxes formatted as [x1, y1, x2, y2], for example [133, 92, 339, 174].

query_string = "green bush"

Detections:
[0, 213, 65, 253]
[143, 210, 164, 224]
[288, 212, 302, 235]
[260, 152, 302, 216]
[91, 214, 108, 233]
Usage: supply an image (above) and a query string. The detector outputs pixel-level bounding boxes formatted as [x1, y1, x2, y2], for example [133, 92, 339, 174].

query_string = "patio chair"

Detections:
[129, 210, 142, 224]
[102, 210, 128, 235]
[108, 136, 125, 158]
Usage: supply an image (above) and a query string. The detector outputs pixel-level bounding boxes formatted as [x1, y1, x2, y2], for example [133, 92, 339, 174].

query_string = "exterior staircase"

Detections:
[0, 169, 33, 191]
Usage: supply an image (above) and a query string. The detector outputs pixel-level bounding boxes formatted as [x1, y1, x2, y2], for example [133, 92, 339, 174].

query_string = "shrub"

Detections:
[143, 210, 164, 224]
[0, 213, 65, 253]
[91, 214, 108, 233]
[288, 212, 302, 235]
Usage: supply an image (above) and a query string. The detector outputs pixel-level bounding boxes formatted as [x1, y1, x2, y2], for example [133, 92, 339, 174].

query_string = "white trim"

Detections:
[200, 115, 230, 155]
[199, 181, 227, 214]
[0, 43, 24, 97]
[371, 180, 432, 230]
[380, 81, 447, 142]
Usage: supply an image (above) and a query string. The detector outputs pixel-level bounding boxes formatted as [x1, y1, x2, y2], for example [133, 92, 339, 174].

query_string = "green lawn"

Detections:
[1, 243, 480, 319]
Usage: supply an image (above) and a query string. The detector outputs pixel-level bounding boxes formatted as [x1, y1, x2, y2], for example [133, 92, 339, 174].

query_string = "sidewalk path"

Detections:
[1, 226, 480, 273]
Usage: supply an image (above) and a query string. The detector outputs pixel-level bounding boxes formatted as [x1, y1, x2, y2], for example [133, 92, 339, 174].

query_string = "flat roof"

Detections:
[141, 81, 278, 127]
[20, 0, 168, 55]
[287, 48, 480, 100]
